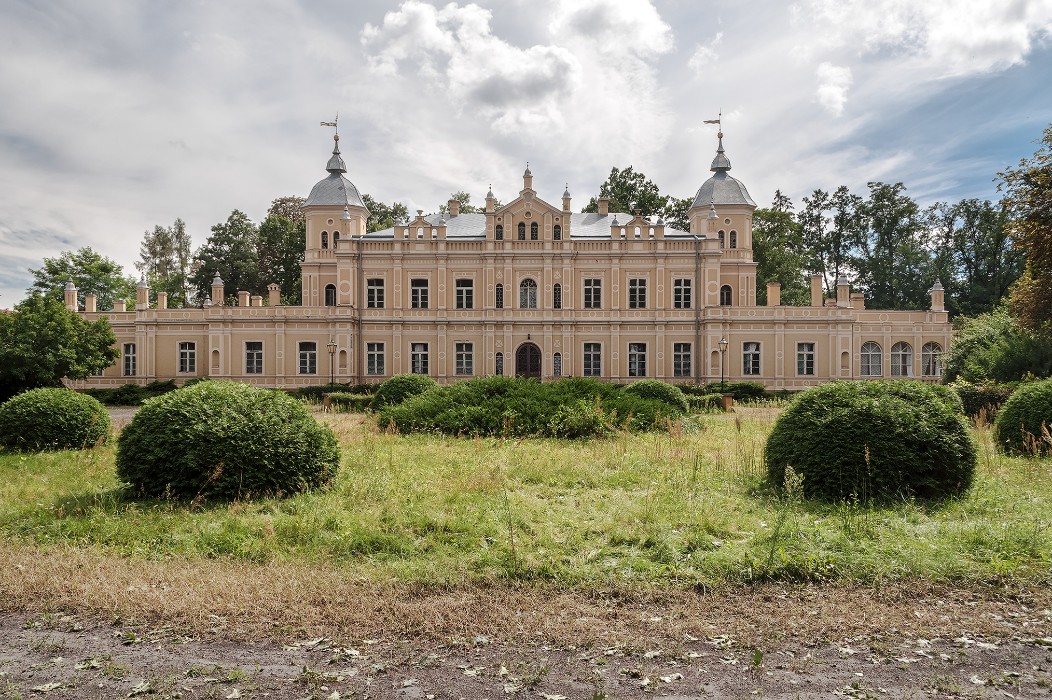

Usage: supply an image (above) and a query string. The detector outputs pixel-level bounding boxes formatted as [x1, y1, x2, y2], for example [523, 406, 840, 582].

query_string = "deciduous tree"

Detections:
[136, 218, 192, 307]
[753, 191, 810, 306]
[28, 247, 136, 312]
[189, 210, 261, 302]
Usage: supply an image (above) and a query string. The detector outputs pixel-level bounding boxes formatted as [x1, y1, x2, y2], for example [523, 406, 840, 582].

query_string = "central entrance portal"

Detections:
[515, 342, 541, 378]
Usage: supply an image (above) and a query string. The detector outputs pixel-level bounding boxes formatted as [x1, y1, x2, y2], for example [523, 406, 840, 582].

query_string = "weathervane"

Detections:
[704, 109, 721, 129]
[320, 114, 339, 140]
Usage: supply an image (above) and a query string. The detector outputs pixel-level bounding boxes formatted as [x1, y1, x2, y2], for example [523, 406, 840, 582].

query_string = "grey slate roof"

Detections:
[365, 212, 695, 240]
[305, 173, 368, 208]
[690, 171, 757, 209]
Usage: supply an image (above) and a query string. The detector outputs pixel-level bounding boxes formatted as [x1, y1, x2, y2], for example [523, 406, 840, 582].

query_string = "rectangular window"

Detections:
[178, 341, 196, 374]
[673, 278, 692, 309]
[743, 341, 761, 376]
[367, 342, 385, 376]
[583, 278, 602, 309]
[628, 278, 647, 309]
[455, 279, 473, 309]
[673, 342, 692, 377]
[583, 343, 601, 377]
[410, 279, 428, 309]
[797, 342, 815, 376]
[123, 343, 136, 377]
[628, 342, 647, 377]
[245, 341, 263, 374]
[367, 279, 385, 309]
[455, 342, 473, 375]
[298, 341, 317, 375]
[411, 342, 428, 375]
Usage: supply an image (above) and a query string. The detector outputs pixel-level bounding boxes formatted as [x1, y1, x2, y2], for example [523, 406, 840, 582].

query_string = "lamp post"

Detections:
[327, 338, 337, 385]
[718, 336, 728, 391]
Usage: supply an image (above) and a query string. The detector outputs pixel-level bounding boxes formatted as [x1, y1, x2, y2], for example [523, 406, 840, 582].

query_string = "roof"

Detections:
[365, 212, 696, 240]
[691, 171, 757, 208]
[305, 173, 368, 208]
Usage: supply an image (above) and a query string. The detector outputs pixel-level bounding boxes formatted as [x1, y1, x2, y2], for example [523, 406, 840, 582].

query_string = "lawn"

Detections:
[0, 407, 1049, 587]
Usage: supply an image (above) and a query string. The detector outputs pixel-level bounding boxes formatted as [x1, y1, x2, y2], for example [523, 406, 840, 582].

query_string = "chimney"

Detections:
[766, 282, 781, 307]
[136, 277, 150, 310]
[850, 292, 866, 309]
[268, 283, 281, 307]
[63, 279, 77, 311]
[810, 274, 823, 307]
[84, 294, 97, 313]
[598, 196, 610, 216]
[211, 272, 224, 306]
[156, 292, 168, 310]
[929, 280, 945, 312]
[836, 274, 851, 308]
[237, 290, 250, 307]
[251, 295, 263, 307]
[114, 299, 127, 312]
[447, 198, 460, 217]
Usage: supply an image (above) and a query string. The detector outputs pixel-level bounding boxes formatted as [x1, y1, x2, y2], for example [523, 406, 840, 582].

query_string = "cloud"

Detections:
[550, 0, 673, 58]
[815, 62, 853, 116]
[688, 32, 723, 74]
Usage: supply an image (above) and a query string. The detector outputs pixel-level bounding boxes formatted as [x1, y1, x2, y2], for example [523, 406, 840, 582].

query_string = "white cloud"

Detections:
[688, 32, 723, 74]
[815, 62, 852, 116]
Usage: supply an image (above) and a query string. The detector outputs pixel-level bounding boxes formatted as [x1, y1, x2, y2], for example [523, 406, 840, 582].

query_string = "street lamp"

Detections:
[327, 338, 337, 385]
[718, 336, 728, 391]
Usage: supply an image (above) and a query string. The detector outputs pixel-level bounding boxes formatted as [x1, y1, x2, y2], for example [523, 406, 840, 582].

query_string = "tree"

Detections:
[663, 196, 691, 232]
[582, 166, 689, 228]
[753, 191, 810, 306]
[136, 218, 193, 307]
[28, 247, 136, 312]
[267, 196, 306, 225]
[854, 182, 932, 310]
[362, 193, 409, 232]
[257, 214, 304, 304]
[1000, 123, 1052, 330]
[189, 210, 261, 302]
[799, 186, 865, 297]
[438, 191, 481, 215]
[0, 293, 118, 400]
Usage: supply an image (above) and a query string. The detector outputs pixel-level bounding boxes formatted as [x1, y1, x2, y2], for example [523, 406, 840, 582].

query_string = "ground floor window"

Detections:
[123, 343, 136, 376]
[553, 352, 562, 377]
[922, 342, 942, 377]
[245, 341, 263, 374]
[298, 341, 317, 375]
[367, 342, 385, 376]
[411, 343, 428, 375]
[455, 342, 473, 375]
[891, 341, 913, 377]
[495, 352, 504, 376]
[796, 342, 815, 376]
[861, 341, 882, 377]
[743, 342, 760, 375]
[178, 341, 196, 374]
[628, 342, 647, 377]
[673, 342, 691, 377]
[583, 343, 601, 377]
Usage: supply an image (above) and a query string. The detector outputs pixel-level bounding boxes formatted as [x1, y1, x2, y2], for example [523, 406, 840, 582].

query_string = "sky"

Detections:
[1, 0, 1051, 308]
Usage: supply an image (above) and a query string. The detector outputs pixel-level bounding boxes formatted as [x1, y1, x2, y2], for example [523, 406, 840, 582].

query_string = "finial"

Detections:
[487, 183, 494, 199]
[563, 182, 571, 198]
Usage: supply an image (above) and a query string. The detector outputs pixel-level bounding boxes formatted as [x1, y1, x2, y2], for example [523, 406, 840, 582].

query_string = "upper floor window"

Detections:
[719, 284, 732, 306]
[530, 222, 538, 240]
[628, 278, 647, 309]
[717, 230, 725, 248]
[333, 232, 340, 249]
[410, 279, 429, 309]
[495, 283, 504, 309]
[553, 224, 562, 240]
[178, 341, 196, 374]
[673, 278, 692, 309]
[729, 230, 737, 248]
[324, 284, 336, 307]
[517, 222, 526, 240]
[367, 279, 385, 308]
[891, 341, 913, 377]
[123, 343, 136, 377]
[298, 341, 317, 375]
[583, 278, 602, 309]
[321, 231, 329, 249]
[455, 279, 474, 309]
[743, 341, 760, 375]
[922, 342, 943, 377]
[245, 341, 263, 374]
[519, 278, 538, 309]
[495, 224, 504, 240]
[553, 283, 562, 309]
[860, 341, 882, 377]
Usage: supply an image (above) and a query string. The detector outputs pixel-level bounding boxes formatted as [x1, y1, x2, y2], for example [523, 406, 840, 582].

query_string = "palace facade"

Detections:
[71, 132, 951, 390]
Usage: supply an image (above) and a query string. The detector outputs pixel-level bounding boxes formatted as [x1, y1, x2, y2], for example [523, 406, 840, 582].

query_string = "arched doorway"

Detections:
[515, 343, 541, 378]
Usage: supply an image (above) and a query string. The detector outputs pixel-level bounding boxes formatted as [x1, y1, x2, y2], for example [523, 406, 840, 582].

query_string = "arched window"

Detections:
[517, 222, 526, 240]
[720, 284, 732, 306]
[729, 230, 737, 248]
[553, 352, 562, 377]
[718, 230, 725, 248]
[519, 278, 538, 309]
[922, 342, 943, 377]
[860, 341, 882, 377]
[495, 352, 504, 376]
[553, 224, 561, 240]
[321, 231, 329, 249]
[417, 226, 423, 239]
[495, 224, 504, 240]
[333, 232, 340, 249]
[530, 222, 538, 240]
[891, 341, 913, 377]
[553, 283, 562, 309]
[495, 283, 504, 309]
[324, 284, 336, 307]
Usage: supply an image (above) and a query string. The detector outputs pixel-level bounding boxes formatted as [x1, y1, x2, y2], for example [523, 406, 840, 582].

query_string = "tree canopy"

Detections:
[582, 166, 690, 230]
[136, 219, 192, 308]
[29, 247, 136, 312]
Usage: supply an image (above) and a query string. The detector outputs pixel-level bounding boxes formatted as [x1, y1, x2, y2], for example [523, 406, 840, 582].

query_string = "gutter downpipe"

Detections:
[357, 234, 364, 386]
[693, 235, 701, 384]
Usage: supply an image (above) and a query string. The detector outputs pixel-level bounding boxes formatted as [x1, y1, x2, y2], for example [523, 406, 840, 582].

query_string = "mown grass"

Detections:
[0, 408, 1049, 587]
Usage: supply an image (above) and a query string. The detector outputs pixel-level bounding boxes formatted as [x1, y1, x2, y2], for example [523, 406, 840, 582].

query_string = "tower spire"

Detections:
[320, 115, 346, 174]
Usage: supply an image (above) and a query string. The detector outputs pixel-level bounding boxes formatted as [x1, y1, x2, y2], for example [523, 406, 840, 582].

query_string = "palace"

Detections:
[71, 132, 951, 389]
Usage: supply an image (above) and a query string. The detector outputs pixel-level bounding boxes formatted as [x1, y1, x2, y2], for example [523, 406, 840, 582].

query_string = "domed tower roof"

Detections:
[691, 131, 756, 209]
[305, 134, 367, 209]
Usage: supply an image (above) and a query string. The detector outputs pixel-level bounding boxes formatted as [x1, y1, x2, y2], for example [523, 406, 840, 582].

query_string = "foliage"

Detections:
[1001, 123, 1052, 330]
[116, 381, 339, 500]
[766, 381, 977, 502]
[686, 393, 723, 413]
[943, 309, 1052, 382]
[325, 392, 374, 412]
[267, 196, 305, 225]
[0, 293, 118, 401]
[623, 379, 689, 412]
[799, 186, 864, 298]
[136, 219, 193, 307]
[854, 182, 933, 310]
[362, 193, 409, 232]
[29, 247, 136, 311]
[293, 383, 376, 402]
[582, 166, 689, 229]
[993, 379, 1052, 455]
[370, 373, 439, 410]
[0, 388, 110, 452]
[257, 214, 305, 304]
[82, 380, 179, 407]
[950, 380, 1015, 419]
[438, 191, 481, 215]
[752, 192, 810, 306]
[189, 210, 261, 302]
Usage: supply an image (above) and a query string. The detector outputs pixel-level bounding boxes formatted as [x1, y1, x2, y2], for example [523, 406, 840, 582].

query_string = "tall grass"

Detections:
[0, 408, 1049, 587]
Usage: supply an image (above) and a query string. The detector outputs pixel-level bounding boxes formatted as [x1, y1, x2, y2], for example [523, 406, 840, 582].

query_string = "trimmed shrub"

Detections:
[623, 379, 689, 413]
[116, 381, 339, 500]
[0, 388, 110, 452]
[925, 382, 965, 414]
[765, 381, 977, 502]
[370, 374, 439, 410]
[687, 394, 723, 414]
[951, 380, 1015, 419]
[723, 381, 768, 401]
[993, 379, 1052, 455]
[326, 392, 373, 412]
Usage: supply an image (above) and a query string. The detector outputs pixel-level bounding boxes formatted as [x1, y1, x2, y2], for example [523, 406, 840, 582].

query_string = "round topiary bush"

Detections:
[765, 381, 977, 501]
[623, 379, 689, 413]
[0, 388, 110, 452]
[993, 379, 1052, 455]
[370, 373, 439, 411]
[116, 381, 339, 499]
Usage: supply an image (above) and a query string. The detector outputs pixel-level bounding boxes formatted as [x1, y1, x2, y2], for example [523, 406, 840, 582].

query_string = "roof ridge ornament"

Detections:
[321, 115, 346, 174]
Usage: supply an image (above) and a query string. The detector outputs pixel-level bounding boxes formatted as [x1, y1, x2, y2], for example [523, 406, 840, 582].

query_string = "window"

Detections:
[495, 352, 504, 376]
[178, 341, 196, 374]
[455, 342, 473, 375]
[519, 278, 538, 309]
[891, 341, 913, 377]
[333, 232, 340, 249]
[123, 343, 136, 377]
[530, 222, 538, 240]
[367, 279, 385, 308]
[922, 342, 943, 377]
[553, 283, 562, 309]
[298, 341, 317, 375]
[628, 278, 647, 309]
[729, 230, 737, 248]
[495, 283, 504, 309]
[495, 224, 504, 240]
[583, 278, 602, 309]
[797, 342, 815, 376]
[367, 342, 385, 376]
[583, 343, 601, 377]
[321, 231, 328, 249]
[553, 224, 561, 240]
[628, 343, 647, 377]
[324, 284, 336, 307]
[673, 342, 692, 377]
[718, 230, 725, 248]
[860, 341, 882, 377]
[553, 352, 562, 377]
[245, 341, 263, 374]
[743, 342, 761, 375]
[410, 279, 428, 309]
[673, 279, 692, 309]
[455, 279, 473, 309]
[517, 222, 526, 240]
[720, 284, 732, 306]
[411, 343, 428, 375]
